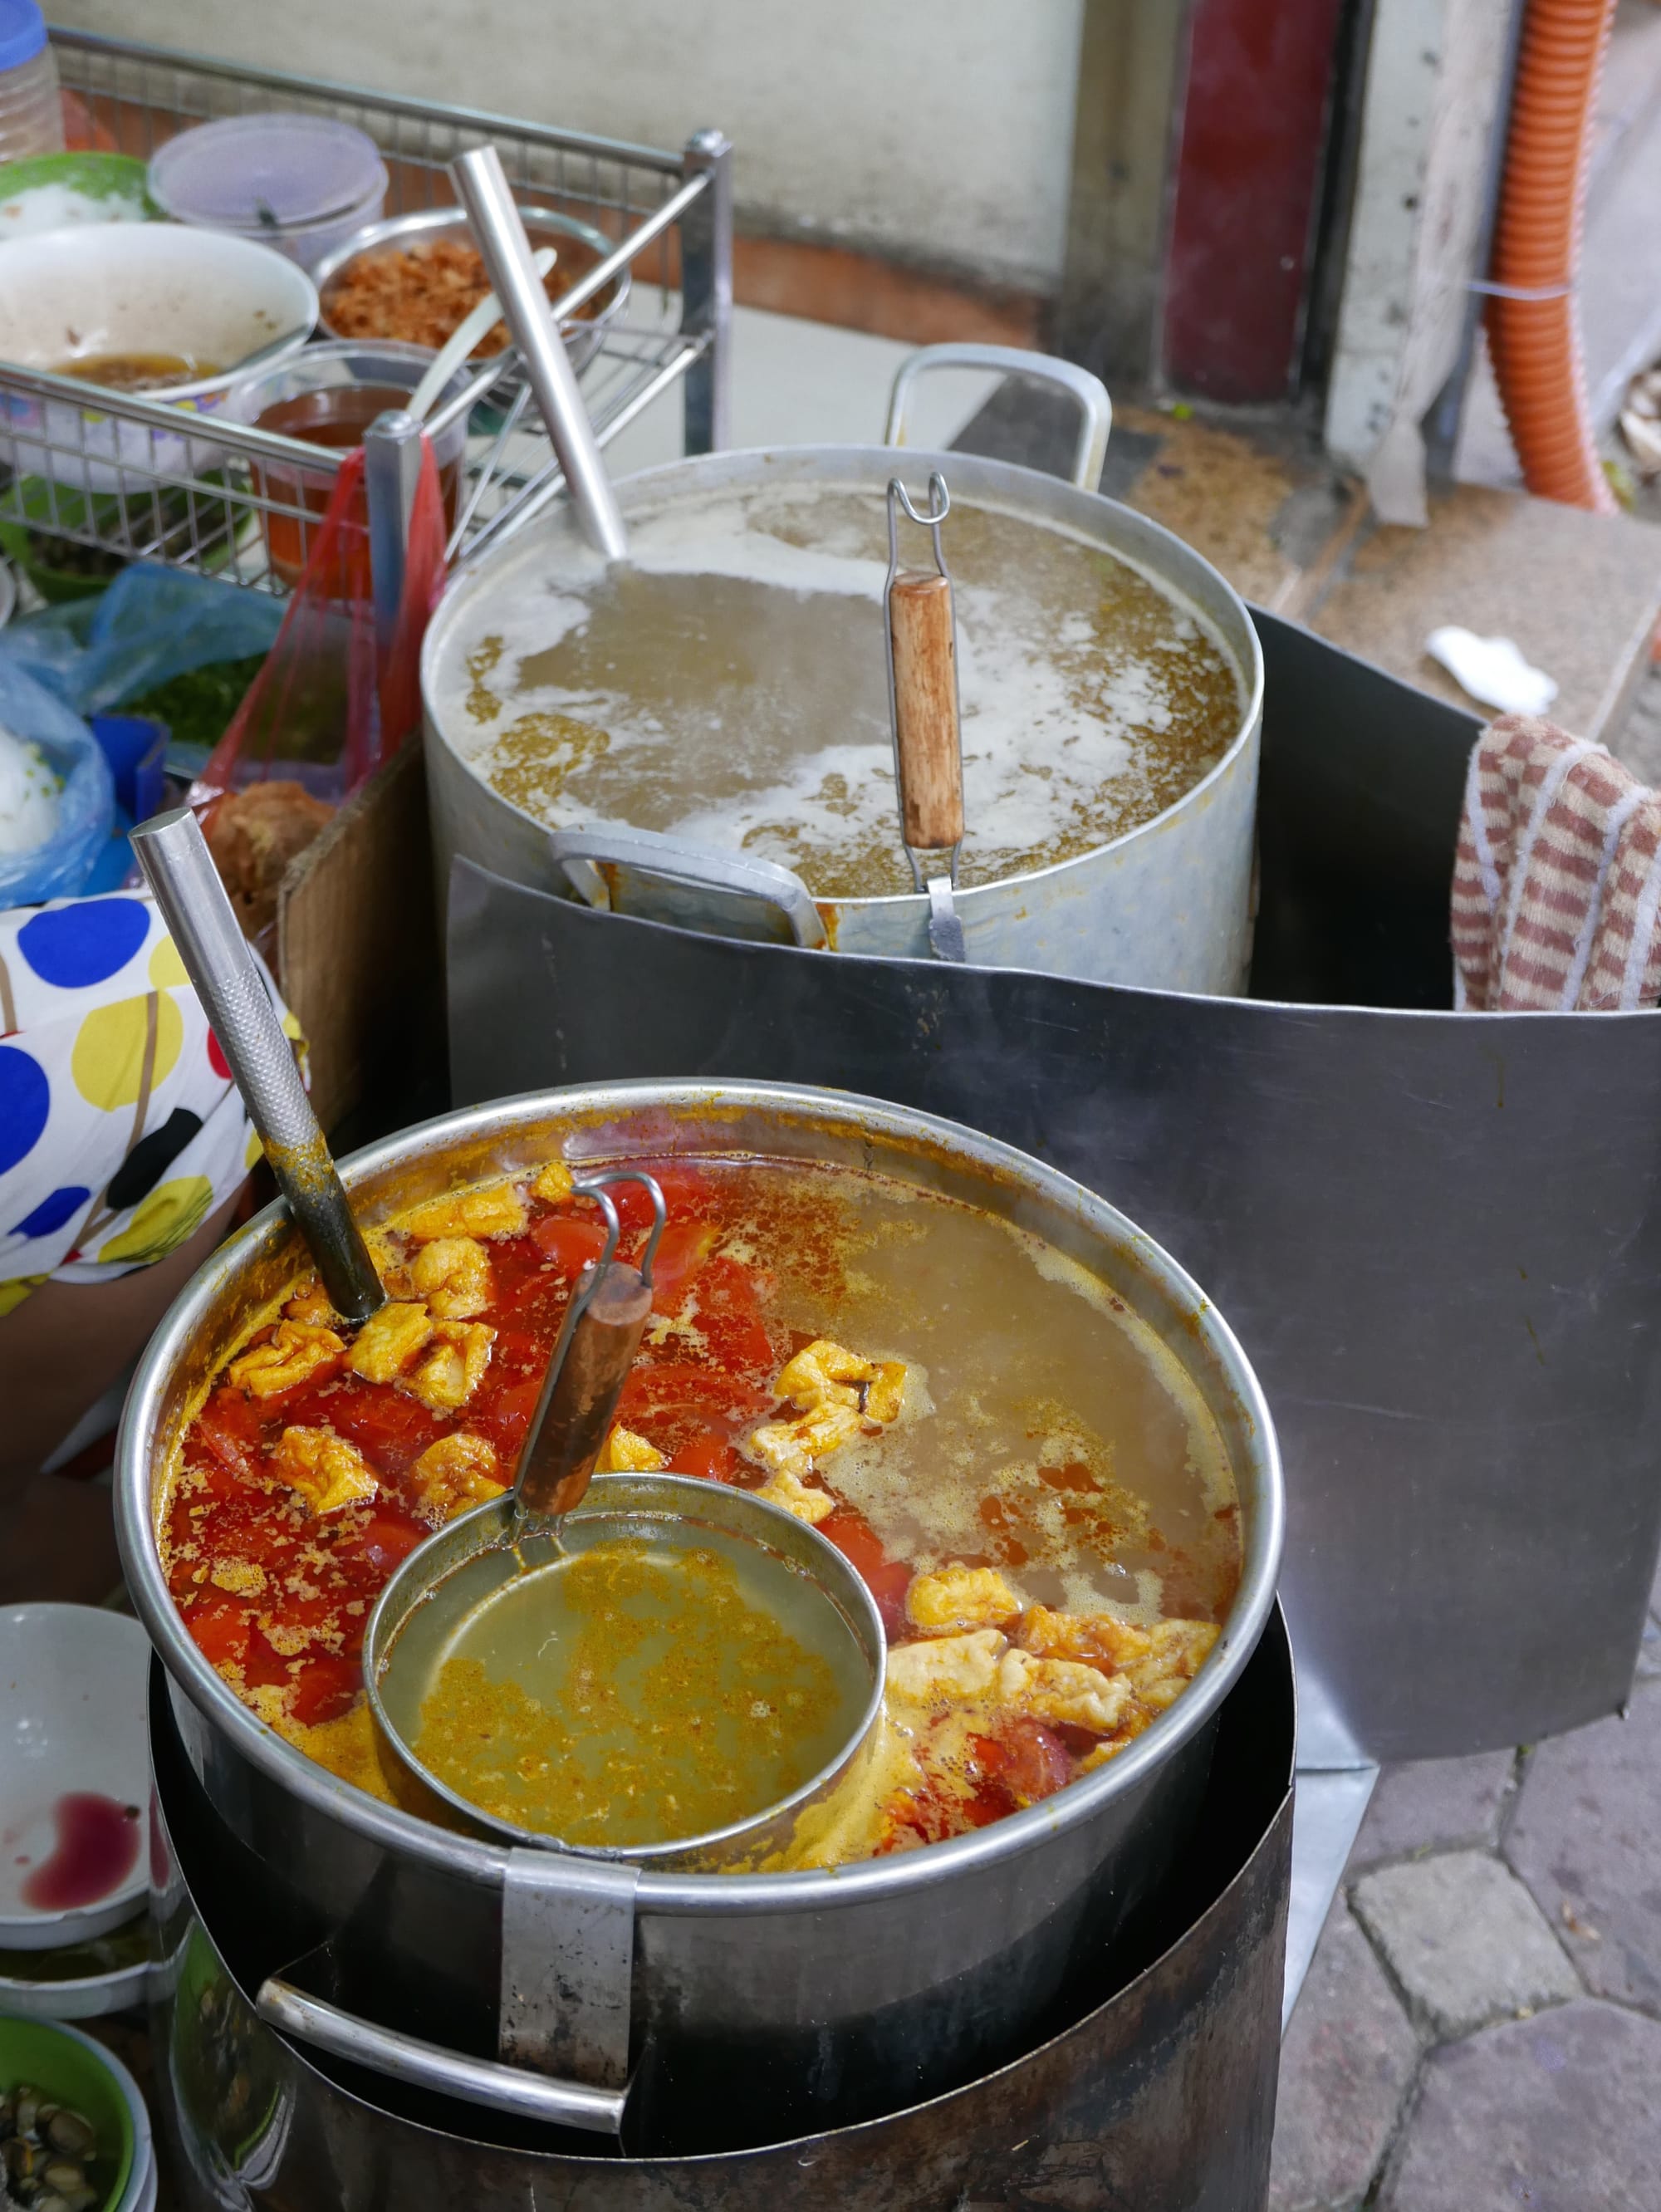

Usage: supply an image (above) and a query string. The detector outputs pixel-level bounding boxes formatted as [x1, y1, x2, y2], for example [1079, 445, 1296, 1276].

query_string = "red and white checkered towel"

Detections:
[1452, 714, 1661, 1012]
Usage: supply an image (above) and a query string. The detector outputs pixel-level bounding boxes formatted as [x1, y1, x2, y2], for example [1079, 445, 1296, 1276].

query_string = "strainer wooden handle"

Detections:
[889, 568, 965, 852]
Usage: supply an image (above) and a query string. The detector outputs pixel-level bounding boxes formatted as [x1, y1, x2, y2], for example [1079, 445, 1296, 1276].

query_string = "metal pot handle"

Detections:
[255, 1977, 630, 2136]
[884, 343, 1113, 492]
[551, 823, 829, 949]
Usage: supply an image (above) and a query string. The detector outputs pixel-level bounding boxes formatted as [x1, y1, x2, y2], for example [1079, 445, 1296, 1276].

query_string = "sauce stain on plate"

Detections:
[15, 1793, 142, 1912]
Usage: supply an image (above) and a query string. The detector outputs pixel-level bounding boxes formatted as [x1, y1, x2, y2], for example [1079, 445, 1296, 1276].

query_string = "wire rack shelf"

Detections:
[0, 30, 731, 597]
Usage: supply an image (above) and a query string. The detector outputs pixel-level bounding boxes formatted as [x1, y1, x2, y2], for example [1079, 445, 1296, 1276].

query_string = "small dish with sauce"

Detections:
[223, 340, 474, 588]
[0, 1605, 151, 1952]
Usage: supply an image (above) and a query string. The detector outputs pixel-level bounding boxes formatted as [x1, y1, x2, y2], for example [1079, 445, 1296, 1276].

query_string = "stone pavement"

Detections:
[1270, 1567, 1661, 2210]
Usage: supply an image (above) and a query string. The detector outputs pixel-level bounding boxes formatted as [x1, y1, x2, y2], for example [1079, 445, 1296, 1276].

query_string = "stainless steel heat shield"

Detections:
[443, 610, 1661, 1766]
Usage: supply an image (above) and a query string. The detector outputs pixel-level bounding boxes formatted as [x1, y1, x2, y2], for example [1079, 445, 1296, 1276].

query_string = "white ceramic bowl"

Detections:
[0, 1605, 152, 1951]
[0, 225, 316, 490]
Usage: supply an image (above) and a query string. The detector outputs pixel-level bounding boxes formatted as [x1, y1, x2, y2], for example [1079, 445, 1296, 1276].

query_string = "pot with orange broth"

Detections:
[119, 1085, 1279, 2147]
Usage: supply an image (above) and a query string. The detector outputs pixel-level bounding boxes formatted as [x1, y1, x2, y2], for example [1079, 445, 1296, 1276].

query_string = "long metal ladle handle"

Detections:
[130, 807, 387, 1326]
[449, 142, 627, 562]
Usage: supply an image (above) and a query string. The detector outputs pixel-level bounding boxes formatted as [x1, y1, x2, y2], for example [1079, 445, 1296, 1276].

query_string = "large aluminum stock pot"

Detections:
[117, 1082, 1282, 2156]
[421, 350, 1266, 993]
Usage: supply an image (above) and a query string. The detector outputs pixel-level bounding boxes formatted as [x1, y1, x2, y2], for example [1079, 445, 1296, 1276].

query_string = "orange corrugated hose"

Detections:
[1487, 0, 1619, 513]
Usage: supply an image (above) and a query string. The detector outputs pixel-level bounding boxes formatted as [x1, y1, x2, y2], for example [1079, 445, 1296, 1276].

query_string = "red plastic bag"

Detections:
[199, 435, 448, 804]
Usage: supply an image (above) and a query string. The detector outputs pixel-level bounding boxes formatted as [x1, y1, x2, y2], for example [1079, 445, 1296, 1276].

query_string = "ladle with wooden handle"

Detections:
[513, 1171, 663, 1524]
[884, 473, 968, 962]
[130, 807, 386, 1327]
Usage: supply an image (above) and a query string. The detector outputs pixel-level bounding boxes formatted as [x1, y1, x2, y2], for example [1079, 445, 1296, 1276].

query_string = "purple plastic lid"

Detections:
[149, 112, 388, 229]
[0, 0, 47, 75]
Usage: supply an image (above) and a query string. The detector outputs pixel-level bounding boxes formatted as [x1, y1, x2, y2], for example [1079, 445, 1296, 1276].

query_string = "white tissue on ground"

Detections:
[1426, 627, 1559, 718]
[0, 726, 63, 854]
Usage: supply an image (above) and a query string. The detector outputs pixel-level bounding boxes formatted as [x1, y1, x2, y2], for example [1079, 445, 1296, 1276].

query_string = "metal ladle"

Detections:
[130, 807, 385, 1324]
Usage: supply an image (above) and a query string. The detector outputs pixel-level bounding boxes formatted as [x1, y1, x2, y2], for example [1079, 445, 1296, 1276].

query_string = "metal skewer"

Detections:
[130, 807, 387, 1326]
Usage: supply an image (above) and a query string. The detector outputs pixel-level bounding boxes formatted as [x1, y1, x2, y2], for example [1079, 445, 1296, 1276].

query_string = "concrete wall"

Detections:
[48, 0, 1085, 290]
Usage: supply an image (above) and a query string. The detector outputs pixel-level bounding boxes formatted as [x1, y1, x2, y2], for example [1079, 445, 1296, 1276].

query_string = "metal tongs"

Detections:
[884, 473, 968, 963]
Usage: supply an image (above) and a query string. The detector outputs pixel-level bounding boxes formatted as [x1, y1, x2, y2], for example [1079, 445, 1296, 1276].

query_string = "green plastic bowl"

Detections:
[0, 151, 158, 238]
[0, 2013, 136, 2210]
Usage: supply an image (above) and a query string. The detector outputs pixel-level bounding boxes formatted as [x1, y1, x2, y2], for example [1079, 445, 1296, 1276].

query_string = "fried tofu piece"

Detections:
[282, 1278, 336, 1327]
[1122, 1620, 1221, 1712]
[863, 1361, 907, 1424]
[409, 1432, 504, 1521]
[757, 1466, 835, 1524]
[885, 1628, 1007, 1706]
[229, 1320, 344, 1399]
[906, 1565, 1021, 1636]
[347, 1301, 434, 1384]
[400, 1183, 527, 1243]
[777, 1340, 907, 1422]
[997, 1649, 1134, 1734]
[749, 1398, 865, 1480]
[597, 1425, 667, 1474]
[1016, 1606, 1154, 1671]
[272, 1426, 377, 1514]
[409, 1235, 493, 1320]
[409, 1321, 495, 1412]
[531, 1160, 575, 1204]
[777, 1340, 870, 1410]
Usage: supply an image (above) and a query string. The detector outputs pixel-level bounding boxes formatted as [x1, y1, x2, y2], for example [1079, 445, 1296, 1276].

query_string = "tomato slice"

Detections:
[973, 1719, 1073, 1808]
[651, 1220, 718, 1303]
[289, 1652, 363, 1727]
[587, 1164, 710, 1230]
[688, 1256, 775, 1375]
[316, 1381, 448, 1475]
[341, 1513, 427, 1581]
[243, 1624, 293, 1690]
[194, 1388, 264, 1484]
[617, 1364, 773, 1435]
[184, 1598, 249, 1669]
[667, 1430, 744, 1484]
[530, 1218, 610, 1274]
[818, 1507, 913, 1636]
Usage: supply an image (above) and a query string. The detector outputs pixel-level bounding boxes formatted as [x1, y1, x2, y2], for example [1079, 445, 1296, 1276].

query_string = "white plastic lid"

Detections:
[149, 112, 388, 230]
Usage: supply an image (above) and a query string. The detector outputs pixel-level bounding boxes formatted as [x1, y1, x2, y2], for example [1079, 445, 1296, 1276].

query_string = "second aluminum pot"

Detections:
[115, 1081, 1282, 2156]
[420, 346, 1266, 994]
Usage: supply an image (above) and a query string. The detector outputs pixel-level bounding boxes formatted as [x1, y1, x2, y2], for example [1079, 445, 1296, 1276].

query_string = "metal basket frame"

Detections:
[0, 29, 731, 606]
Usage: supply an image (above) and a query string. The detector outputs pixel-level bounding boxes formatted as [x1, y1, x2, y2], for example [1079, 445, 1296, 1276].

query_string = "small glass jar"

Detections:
[0, 0, 63, 165]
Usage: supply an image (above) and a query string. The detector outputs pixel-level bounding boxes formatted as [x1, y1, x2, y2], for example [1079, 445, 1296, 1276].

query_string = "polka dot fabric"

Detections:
[0, 891, 297, 1306]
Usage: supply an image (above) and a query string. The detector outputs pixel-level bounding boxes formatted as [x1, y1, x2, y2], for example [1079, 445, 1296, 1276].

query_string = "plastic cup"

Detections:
[224, 341, 469, 590]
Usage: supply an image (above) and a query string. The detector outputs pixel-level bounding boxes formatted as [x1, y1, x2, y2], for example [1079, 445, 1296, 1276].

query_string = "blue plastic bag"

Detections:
[0, 563, 284, 718]
[0, 657, 115, 907]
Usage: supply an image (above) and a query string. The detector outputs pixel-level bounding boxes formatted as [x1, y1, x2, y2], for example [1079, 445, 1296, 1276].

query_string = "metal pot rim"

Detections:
[424, 444, 1267, 919]
[116, 1079, 1283, 1910]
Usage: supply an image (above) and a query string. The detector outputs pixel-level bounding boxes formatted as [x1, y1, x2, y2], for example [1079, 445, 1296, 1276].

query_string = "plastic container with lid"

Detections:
[149, 111, 388, 271]
[0, 0, 63, 164]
